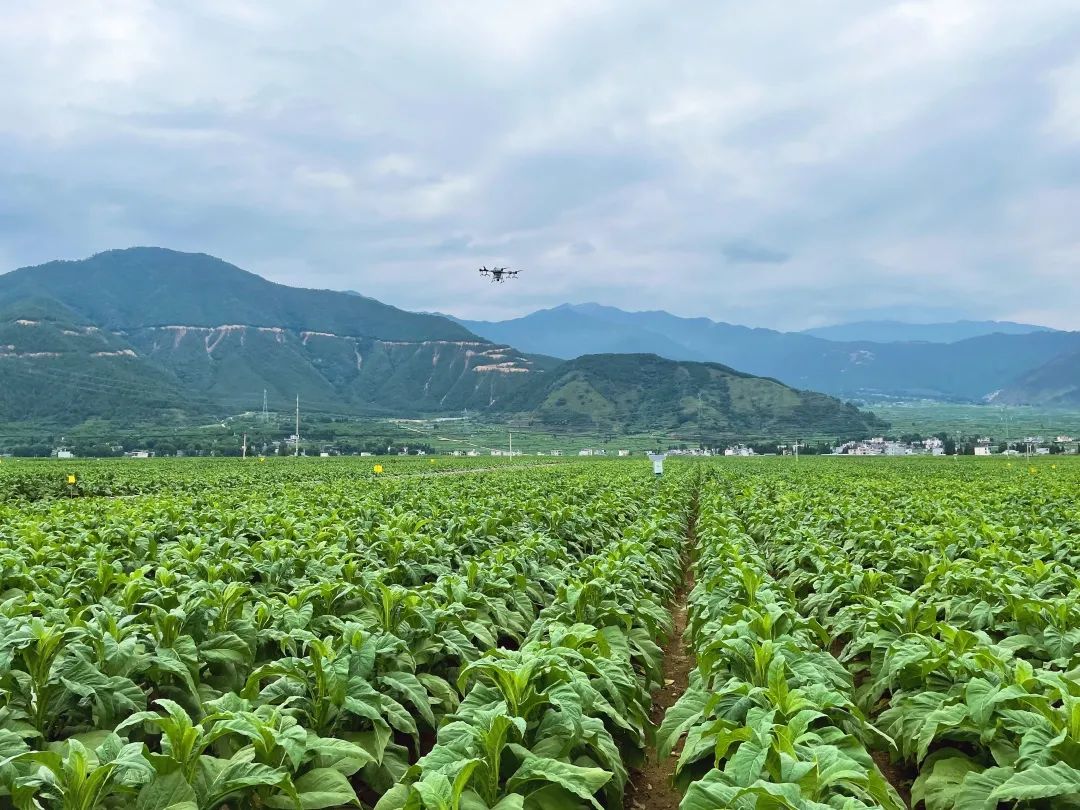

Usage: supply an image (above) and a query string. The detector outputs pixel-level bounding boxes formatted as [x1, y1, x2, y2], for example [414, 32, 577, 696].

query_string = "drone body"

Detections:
[478, 266, 521, 283]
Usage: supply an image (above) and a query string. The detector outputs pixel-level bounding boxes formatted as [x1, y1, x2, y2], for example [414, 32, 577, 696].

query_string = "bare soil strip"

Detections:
[624, 501, 697, 810]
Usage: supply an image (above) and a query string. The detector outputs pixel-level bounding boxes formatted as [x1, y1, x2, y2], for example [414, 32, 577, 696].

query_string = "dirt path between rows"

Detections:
[624, 500, 697, 810]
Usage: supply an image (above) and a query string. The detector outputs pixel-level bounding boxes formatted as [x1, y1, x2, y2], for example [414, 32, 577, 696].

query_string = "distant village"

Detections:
[29, 434, 1079, 460]
[723, 435, 1078, 457]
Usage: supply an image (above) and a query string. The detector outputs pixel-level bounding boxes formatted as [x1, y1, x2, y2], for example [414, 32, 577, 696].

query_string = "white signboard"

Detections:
[647, 453, 668, 475]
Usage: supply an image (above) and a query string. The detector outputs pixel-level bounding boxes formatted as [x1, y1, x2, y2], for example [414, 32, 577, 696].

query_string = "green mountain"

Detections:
[0, 248, 471, 339]
[994, 349, 1080, 407]
[0, 249, 886, 440]
[0, 248, 550, 422]
[497, 353, 886, 439]
[456, 304, 1080, 402]
[0, 300, 191, 422]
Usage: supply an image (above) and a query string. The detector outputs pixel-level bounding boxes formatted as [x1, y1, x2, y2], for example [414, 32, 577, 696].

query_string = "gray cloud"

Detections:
[722, 240, 791, 265]
[2, 1, 1080, 329]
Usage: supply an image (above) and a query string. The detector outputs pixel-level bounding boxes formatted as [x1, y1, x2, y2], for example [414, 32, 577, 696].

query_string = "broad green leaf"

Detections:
[507, 756, 611, 810]
[136, 771, 199, 810]
[953, 766, 1014, 810]
[911, 753, 982, 810]
[266, 768, 360, 809]
[657, 686, 708, 760]
[988, 761, 1080, 803]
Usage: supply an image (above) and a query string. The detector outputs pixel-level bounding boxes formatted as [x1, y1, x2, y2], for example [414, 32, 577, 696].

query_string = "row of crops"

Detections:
[2, 454, 1077, 808]
[0, 456, 545, 503]
[0, 459, 690, 809]
[661, 458, 1080, 810]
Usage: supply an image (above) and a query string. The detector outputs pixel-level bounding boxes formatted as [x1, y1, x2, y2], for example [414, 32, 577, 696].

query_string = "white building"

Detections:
[974, 445, 992, 456]
[579, 449, 594, 456]
[618, 449, 630, 457]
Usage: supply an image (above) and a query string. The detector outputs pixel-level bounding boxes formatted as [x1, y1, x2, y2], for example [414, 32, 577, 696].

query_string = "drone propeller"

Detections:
[477, 265, 521, 282]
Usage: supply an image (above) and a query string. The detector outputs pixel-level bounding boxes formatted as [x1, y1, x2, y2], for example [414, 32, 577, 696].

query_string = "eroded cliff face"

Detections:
[123, 324, 544, 412]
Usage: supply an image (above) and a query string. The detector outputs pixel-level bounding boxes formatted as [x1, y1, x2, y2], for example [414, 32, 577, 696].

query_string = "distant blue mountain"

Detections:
[452, 304, 1079, 403]
[800, 319, 1055, 343]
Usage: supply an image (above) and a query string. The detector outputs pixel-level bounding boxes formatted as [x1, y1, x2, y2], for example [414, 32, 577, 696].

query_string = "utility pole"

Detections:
[697, 390, 704, 450]
[295, 395, 300, 457]
[509, 431, 513, 460]
[242, 433, 247, 459]
[262, 390, 269, 424]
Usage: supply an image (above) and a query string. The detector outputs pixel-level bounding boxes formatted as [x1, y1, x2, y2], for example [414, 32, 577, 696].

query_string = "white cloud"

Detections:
[1043, 55, 1080, 143]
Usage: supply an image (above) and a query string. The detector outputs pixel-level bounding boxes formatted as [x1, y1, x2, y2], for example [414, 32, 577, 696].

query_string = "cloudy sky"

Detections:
[3, 1, 1080, 329]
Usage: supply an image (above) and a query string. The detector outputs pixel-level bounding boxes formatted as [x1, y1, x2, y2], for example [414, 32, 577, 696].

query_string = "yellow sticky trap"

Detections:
[1029, 467, 1037, 474]
[67, 474, 77, 485]
[373, 464, 384, 474]
[259, 457, 266, 463]
[430, 459, 436, 464]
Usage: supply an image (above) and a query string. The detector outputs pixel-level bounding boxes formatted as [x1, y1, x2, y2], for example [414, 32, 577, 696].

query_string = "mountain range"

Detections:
[454, 304, 1080, 405]
[0, 248, 883, 439]
[798, 319, 1054, 343]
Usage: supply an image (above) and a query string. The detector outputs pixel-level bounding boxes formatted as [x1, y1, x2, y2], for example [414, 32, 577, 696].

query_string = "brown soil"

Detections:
[872, 750, 914, 808]
[624, 505, 697, 810]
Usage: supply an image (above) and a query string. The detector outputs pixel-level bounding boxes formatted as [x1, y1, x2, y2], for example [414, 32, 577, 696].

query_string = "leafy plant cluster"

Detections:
[0, 462, 685, 809]
[658, 481, 904, 810]
[0, 457, 544, 504]
[376, 487, 688, 809]
[719, 458, 1080, 809]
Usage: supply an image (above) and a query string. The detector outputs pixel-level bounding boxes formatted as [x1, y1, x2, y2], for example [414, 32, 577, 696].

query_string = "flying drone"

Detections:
[478, 266, 520, 283]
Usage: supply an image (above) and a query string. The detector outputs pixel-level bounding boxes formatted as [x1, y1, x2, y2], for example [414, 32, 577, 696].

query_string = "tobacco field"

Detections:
[0, 456, 1077, 809]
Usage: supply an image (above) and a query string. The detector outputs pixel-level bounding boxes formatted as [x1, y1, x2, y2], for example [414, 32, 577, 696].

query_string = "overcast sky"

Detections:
[3, 1, 1080, 329]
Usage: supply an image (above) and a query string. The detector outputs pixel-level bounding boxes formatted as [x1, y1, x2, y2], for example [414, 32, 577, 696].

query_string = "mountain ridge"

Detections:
[455, 304, 1080, 403]
[0, 248, 883, 441]
[497, 352, 886, 439]
[995, 348, 1080, 407]
[0, 248, 552, 422]
[0, 247, 473, 341]
[799, 318, 1056, 343]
